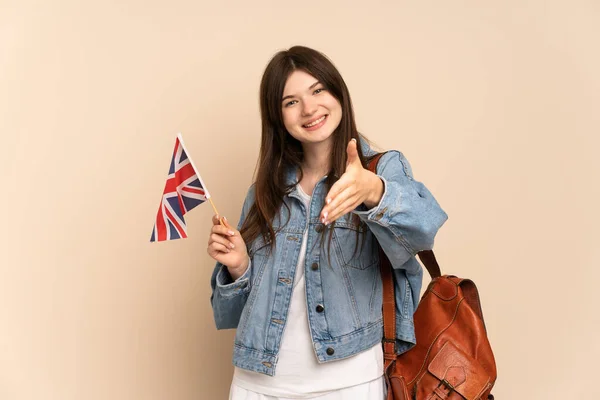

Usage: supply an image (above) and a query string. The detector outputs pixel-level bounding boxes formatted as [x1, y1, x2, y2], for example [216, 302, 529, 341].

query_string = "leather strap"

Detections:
[379, 246, 396, 370]
[366, 152, 442, 365]
[417, 249, 441, 279]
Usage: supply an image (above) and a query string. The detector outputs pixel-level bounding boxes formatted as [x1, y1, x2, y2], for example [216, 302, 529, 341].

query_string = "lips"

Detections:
[303, 115, 328, 128]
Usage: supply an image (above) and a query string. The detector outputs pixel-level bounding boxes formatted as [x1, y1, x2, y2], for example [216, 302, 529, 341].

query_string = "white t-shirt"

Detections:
[232, 184, 383, 398]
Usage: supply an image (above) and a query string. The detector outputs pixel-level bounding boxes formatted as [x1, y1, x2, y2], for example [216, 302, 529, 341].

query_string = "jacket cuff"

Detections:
[352, 175, 392, 227]
[215, 260, 252, 295]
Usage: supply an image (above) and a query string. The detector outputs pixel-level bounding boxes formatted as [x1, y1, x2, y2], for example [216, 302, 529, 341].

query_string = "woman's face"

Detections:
[281, 70, 342, 148]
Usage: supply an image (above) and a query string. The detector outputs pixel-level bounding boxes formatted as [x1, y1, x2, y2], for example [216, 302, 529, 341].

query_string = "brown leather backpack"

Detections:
[368, 154, 497, 400]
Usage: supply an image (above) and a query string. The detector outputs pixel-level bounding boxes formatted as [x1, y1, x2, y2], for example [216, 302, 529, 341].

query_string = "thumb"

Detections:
[346, 138, 360, 168]
[222, 216, 233, 229]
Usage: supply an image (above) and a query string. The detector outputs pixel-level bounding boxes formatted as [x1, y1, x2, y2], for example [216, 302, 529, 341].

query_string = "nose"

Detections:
[301, 97, 318, 116]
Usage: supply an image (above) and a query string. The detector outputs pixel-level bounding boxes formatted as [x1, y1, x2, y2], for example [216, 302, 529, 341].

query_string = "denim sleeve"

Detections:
[210, 184, 255, 330]
[352, 151, 448, 272]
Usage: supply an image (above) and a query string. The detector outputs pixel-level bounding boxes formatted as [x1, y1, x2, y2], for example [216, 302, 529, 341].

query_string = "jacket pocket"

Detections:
[332, 220, 379, 270]
[248, 233, 270, 257]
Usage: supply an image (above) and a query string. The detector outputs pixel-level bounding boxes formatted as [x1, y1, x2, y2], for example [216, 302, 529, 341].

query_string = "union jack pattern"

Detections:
[150, 134, 210, 242]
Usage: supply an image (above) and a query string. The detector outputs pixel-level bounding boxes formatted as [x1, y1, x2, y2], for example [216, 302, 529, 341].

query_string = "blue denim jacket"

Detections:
[210, 141, 448, 376]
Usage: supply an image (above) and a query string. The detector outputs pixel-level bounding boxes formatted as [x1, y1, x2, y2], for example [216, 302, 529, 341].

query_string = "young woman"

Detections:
[207, 46, 448, 399]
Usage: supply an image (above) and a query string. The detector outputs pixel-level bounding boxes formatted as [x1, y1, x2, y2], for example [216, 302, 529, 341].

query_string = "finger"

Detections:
[212, 223, 236, 237]
[326, 192, 361, 224]
[208, 241, 231, 254]
[324, 175, 353, 206]
[322, 182, 355, 220]
[346, 138, 360, 168]
[209, 233, 236, 250]
[212, 214, 221, 225]
[222, 216, 234, 229]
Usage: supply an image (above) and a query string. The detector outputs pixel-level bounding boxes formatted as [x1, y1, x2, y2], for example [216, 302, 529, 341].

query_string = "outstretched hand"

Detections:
[320, 139, 383, 225]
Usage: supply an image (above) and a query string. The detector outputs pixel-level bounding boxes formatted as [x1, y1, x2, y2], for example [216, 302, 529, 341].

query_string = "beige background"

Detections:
[1, 1, 598, 399]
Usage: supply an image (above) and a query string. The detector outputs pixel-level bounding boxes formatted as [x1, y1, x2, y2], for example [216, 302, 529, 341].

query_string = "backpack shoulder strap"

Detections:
[366, 152, 396, 365]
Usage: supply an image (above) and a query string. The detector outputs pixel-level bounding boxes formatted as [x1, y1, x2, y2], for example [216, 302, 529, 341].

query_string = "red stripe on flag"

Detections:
[173, 139, 181, 159]
[155, 203, 167, 241]
[164, 163, 196, 194]
[181, 187, 205, 195]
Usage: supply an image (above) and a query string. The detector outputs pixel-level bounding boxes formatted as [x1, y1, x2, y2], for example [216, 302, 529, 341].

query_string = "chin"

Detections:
[304, 132, 335, 144]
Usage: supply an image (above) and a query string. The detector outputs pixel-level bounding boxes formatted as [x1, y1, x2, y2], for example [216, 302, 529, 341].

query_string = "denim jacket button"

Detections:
[316, 304, 324, 313]
[326, 347, 335, 356]
[311, 262, 319, 271]
[374, 212, 384, 221]
[315, 224, 324, 233]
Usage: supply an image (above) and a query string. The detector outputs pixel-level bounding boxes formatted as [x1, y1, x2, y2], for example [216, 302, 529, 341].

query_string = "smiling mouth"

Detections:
[303, 115, 328, 128]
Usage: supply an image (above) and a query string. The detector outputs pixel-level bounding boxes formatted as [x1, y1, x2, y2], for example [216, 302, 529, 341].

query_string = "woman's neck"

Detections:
[300, 140, 332, 180]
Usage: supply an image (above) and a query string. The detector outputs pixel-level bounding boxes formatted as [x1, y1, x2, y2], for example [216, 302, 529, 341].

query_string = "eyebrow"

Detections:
[282, 81, 321, 102]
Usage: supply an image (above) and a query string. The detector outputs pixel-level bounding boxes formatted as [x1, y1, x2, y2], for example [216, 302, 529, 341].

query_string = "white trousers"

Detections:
[229, 375, 386, 400]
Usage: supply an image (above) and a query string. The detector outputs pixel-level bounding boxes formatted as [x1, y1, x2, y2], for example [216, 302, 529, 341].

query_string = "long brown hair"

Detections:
[241, 45, 377, 254]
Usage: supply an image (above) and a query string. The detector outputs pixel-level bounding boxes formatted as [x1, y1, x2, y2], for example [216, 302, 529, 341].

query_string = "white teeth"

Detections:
[304, 115, 326, 127]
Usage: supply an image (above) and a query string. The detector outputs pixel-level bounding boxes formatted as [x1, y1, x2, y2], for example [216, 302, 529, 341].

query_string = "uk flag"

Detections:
[150, 133, 210, 242]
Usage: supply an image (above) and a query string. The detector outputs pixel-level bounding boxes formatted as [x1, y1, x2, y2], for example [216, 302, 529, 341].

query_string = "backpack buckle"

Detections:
[437, 379, 455, 394]
[382, 338, 396, 353]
